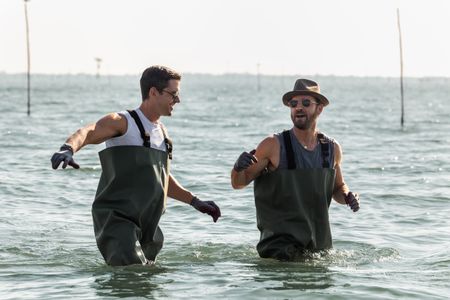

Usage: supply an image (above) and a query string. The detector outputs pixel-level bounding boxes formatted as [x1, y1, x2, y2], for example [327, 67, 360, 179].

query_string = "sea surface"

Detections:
[1, 73, 449, 299]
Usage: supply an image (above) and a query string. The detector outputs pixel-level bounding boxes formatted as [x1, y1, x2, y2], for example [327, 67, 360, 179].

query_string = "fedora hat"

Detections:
[282, 79, 329, 106]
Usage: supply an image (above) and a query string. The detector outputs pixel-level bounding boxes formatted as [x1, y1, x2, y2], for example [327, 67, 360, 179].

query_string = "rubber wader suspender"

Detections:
[282, 130, 331, 169]
[127, 110, 173, 159]
[127, 110, 150, 147]
[317, 133, 330, 168]
[282, 130, 296, 170]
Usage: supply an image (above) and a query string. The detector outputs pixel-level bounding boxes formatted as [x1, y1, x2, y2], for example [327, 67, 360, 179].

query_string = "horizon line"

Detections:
[1, 71, 449, 80]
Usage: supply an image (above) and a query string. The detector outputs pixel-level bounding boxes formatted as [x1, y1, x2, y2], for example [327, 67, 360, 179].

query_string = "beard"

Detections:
[291, 109, 319, 130]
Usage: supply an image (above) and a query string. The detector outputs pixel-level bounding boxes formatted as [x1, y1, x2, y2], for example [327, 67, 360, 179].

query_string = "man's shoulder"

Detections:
[261, 134, 279, 144]
[317, 131, 337, 145]
[99, 112, 127, 123]
[257, 134, 280, 152]
[320, 133, 341, 156]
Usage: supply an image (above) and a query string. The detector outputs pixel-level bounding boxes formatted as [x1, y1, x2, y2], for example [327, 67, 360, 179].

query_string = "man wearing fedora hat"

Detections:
[231, 78, 360, 261]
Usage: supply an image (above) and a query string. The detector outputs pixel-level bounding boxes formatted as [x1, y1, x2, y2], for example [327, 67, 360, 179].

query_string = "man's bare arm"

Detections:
[231, 136, 278, 189]
[167, 174, 194, 204]
[332, 142, 350, 204]
[51, 113, 127, 169]
[65, 113, 127, 152]
[168, 173, 221, 222]
[332, 142, 360, 212]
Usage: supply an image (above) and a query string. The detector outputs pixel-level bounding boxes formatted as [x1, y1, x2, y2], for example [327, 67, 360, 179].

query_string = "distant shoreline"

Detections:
[0, 72, 449, 80]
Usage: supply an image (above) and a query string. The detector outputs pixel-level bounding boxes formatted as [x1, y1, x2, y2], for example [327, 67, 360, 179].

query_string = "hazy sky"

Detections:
[1, 0, 449, 77]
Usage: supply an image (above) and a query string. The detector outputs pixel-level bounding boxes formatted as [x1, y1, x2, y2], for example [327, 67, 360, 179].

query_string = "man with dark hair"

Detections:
[139, 65, 181, 101]
[231, 79, 359, 261]
[51, 65, 221, 266]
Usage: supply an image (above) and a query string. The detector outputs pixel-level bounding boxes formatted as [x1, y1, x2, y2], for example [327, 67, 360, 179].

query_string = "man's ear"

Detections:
[149, 86, 160, 98]
[317, 104, 324, 115]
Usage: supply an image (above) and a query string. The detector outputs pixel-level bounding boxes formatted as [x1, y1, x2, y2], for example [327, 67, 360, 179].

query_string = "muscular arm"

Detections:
[332, 142, 350, 204]
[64, 113, 127, 152]
[167, 174, 194, 204]
[168, 173, 221, 222]
[231, 136, 279, 189]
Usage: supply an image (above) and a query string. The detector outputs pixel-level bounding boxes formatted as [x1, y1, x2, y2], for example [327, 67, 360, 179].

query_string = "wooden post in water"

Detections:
[397, 8, 405, 127]
[256, 63, 261, 92]
[24, 0, 31, 116]
[95, 57, 102, 78]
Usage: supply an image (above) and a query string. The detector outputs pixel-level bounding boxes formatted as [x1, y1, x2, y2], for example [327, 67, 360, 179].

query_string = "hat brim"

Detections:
[282, 91, 329, 106]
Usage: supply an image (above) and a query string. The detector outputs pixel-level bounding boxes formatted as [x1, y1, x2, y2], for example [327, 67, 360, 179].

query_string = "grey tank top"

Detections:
[276, 129, 335, 170]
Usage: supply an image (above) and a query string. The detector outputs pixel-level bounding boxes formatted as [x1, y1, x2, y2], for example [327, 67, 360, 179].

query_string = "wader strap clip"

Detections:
[282, 130, 296, 170]
[160, 124, 173, 160]
[317, 132, 330, 168]
[127, 110, 150, 148]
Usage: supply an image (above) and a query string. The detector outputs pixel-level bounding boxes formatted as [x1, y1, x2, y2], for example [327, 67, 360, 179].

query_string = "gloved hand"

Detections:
[233, 149, 258, 172]
[51, 144, 80, 169]
[345, 191, 360, 212]
[190, 196, 221, 222]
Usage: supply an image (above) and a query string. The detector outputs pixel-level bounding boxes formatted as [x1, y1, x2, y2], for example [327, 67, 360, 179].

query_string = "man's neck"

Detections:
[292, 126, 318, 148]
[139, 100, 160, 123]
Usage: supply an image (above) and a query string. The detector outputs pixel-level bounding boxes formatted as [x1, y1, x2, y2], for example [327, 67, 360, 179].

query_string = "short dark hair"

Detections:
[140, 65, 181, 101]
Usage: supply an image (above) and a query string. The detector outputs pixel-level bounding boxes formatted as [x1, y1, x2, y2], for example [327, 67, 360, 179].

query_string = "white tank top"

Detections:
[105, 108, 167, 152]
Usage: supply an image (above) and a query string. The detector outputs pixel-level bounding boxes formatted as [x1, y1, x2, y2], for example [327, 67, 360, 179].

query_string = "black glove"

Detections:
[345, 191, 360, 212]
[190, 196, 221, 222]
[51, 144, 80, 169]
[233, 149, 258, 172]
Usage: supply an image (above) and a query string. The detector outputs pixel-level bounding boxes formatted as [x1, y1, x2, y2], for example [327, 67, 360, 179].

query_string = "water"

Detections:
[1, 73, 449, 299]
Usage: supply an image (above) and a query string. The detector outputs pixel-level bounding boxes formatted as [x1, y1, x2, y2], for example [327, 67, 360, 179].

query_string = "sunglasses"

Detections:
[162, 89, 180, 102]
[288, 98, 319, 108]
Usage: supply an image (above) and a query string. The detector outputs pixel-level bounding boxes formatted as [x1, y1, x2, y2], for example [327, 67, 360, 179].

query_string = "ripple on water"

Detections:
[2, 74, 450, 299]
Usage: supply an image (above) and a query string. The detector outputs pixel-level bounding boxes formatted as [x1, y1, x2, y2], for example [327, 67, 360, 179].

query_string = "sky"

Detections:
[1, 0, 449, 77]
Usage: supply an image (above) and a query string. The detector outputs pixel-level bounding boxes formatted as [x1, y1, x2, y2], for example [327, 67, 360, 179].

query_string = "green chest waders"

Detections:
[92, 110, 172, 266]
[253, 131, 336, 260]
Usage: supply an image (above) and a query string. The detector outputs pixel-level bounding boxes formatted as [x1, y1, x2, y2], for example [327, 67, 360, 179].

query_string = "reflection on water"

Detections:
[92, 265, 170, 298]
[251, 253, 334, 291]
[87, 240, 400, 297]
[1, 74, 450, 299]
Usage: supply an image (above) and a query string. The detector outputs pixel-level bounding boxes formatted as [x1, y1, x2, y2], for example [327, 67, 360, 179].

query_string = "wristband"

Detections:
[344, 192, 351, 205]
[60, 143, 74, 154]
[233, 162, 244, 172]
[190, 195, 199, 206]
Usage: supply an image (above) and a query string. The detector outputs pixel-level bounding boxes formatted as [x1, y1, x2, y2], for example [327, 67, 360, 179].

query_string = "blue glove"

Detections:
[51, 144, 80, 169]
[233, 149, 258, 172]
[191, 196, 221, 222]
[345, 192, 360, 212]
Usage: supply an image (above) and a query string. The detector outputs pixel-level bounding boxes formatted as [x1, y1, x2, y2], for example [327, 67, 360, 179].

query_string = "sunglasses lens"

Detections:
[302, 99, 311, 107]
[289, 100, 298, 108]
